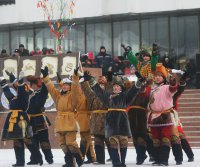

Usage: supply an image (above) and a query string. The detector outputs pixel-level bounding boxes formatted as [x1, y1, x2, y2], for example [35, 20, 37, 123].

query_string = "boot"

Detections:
[63, 152, 74, 167]
[42, 148, 54, 164]
[73, 153, 83, 166]
[159, 146, 170, 166]
[80, 144, 87, 160]
[146, 135, 155, 162]
[181, 139, 194, 162]
[26, 141, 43, 166]
[13, 140, 25, 167]
[84, 146, 95, 164]
[171, 144, 183, 165]
[120, 147, 127, 167]
[135, 146, 147, 165]
[110, 148, 121, 166]
[95, 145, 105, 164]
[105, 138, 112, 161]
[152, 147, 160, 165]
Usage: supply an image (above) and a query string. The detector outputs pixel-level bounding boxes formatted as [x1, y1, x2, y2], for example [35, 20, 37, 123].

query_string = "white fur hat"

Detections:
[62, 78, 72, 84]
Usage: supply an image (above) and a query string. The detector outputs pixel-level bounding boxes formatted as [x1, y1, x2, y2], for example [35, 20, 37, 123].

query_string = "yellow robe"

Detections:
[43, 75, 79, 132]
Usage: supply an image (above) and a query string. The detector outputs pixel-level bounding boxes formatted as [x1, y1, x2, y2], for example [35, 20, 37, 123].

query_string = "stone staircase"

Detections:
[178, 89, 200, 148]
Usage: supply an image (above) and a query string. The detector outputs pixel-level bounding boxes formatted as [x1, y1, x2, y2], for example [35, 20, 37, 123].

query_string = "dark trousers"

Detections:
[94, 135, 111, 164]
[13, 138, 42, 165]
[129, 109, 150, 163]
[33, 129, 53, 162]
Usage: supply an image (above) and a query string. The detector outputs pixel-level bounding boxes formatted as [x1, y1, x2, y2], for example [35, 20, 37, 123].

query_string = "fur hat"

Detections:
[112, 77, 124, 91]
[141, 50, 151, 58]
[62, 77, 72, 84]
[155, 63, 168, 79]
[26, 75, 42, 87]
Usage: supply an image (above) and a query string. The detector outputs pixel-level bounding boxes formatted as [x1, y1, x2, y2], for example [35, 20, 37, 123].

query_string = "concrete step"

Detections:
[181, 94, 200, 98]
[179, 115, 200, 122]
[179, 98, 200, 103]
[178, 103, 200, 107]
[184, 131, 200, 136]
[186, 137, 200, 142]
[182, 121, 200, 126]
[189, 142, 200, 147]
[182, 126, 200, 131]
[177, 107, 200, 112]
[178, 112, 200, 117]
[183, 89, 200, 94]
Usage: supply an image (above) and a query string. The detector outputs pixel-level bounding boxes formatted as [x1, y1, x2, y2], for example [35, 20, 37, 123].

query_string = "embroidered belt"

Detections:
[108, 108, 126, 112]
[127, 106, 146, 112]
[28, 112, 51, 128]
[76, 110, 89, 114]
[150, 107, 172, 114]
[57, 111, 75, 116]
[93, 110, 107, 114]
[28, 113, 45, 119]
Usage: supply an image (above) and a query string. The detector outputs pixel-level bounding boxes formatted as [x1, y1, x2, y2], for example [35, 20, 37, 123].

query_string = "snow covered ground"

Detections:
[0, 148, 199, 167]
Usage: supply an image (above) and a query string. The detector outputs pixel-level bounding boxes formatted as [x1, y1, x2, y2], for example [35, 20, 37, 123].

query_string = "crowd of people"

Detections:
[0, 43, 195, 167]
[0, 44, 56, 58]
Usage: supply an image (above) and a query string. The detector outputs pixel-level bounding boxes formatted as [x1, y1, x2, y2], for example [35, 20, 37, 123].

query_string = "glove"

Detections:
[169, 75, 177, 86]
[121, 44, 128, 52]
[0, 77, 7, 87]
[180, 71, 190, 83]
[126, 46, 132, 52]
[135, 71, 145, 83]
[83, 71, 92, 81]
[5, 70, 16, 83]
[56, 72, 62, 83]
[41, 66, 49, 78]
[74, 67, 79, 76]
[18, 71, 24, 84]
[121, 43, 125, 48]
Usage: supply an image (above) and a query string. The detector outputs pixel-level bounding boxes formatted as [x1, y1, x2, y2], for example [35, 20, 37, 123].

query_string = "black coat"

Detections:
[26, 83, 50, 133]
[128, 92, 149, 138]
[92, 83, 139, 138]
[1, 83, 31, 141]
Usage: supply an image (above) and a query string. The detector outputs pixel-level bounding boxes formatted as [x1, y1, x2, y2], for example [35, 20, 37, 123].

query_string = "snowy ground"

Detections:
[0, 148, 199, 167]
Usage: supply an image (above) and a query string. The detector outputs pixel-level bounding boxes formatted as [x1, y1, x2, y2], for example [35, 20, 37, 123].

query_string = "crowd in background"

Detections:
[0, 44, 197, 88]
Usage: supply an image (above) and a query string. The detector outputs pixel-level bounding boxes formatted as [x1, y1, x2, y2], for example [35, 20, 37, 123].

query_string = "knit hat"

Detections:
[19, 44, 24, 48]
[100, 46, 105, 50]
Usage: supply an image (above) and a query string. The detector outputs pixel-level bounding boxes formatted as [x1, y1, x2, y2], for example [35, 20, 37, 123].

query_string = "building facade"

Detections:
[0, 0, 200, 65]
